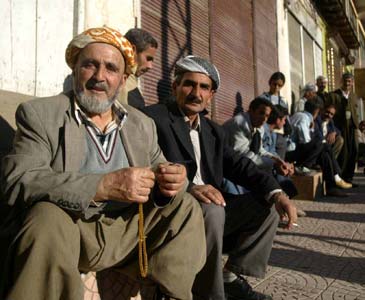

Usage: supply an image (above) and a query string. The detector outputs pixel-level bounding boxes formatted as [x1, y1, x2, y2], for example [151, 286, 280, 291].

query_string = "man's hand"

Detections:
[271, 192, 298, 229]
[190, 184, 226, 206]
[273, 158, 294, 176]
[326, 132, 336, 144]
[155, 162, 187, 197]
[95, 167, 156, 203]
[359, 120, 365, 132]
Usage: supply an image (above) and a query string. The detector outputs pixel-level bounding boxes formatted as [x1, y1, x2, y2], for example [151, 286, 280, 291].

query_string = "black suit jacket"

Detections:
[143, 102, 279, 197]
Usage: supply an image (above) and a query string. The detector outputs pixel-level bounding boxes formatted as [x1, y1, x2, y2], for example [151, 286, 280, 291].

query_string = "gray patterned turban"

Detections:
[174, 55, 220, 90]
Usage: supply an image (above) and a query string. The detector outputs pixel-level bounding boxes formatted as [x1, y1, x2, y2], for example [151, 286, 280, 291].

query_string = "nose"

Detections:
[190, 85, 202, 98]
[94, 65, 106, 81]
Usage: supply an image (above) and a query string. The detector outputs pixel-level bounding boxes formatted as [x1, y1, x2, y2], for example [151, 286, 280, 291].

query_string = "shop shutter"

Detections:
[303, 29, 315, 84]
[141, 0, 210, 105]
[253, 0, 278, 96]
[210, 0, 255, 124]
[314, 43, 323, 79]
[288, 13, 303, 110]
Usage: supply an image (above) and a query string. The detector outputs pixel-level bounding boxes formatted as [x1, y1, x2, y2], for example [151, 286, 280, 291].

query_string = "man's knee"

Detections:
[200, 203, 225, 243]
[16, 201, 79, 252]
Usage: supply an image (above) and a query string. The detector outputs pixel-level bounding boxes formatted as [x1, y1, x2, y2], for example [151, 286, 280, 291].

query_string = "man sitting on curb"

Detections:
[287, 100, 351, 197]
[0, 27, 206, 300]
[143, 55, 297, 300]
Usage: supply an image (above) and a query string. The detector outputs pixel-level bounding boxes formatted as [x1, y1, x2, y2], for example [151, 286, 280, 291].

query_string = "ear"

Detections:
[172, 81, 178, 96]
[118, 74, 128, 89]
[206, 90, 215, 106]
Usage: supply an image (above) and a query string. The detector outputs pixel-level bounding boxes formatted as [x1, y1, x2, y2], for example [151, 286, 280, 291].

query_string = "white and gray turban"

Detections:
[174, 55, 220, 90]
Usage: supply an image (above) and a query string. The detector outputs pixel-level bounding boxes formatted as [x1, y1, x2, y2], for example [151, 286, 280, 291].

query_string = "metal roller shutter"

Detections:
[141, 0, 210, 105]
[210, 0, 255, 123]
[288, 13, 303, 108]
[303, 29, 315, 84]
[253, 0, 278, 96]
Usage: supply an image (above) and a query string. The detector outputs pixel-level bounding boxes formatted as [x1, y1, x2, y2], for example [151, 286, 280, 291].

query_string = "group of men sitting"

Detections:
[287, 74, 364, 197]
[0, 25, 359, 300]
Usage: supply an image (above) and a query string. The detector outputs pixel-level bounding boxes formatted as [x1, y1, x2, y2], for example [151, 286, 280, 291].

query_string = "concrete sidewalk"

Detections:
[250, 171, 365, 299]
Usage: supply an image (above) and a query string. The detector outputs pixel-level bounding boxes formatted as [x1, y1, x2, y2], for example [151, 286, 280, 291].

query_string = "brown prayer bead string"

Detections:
[138, 203, 148, 278]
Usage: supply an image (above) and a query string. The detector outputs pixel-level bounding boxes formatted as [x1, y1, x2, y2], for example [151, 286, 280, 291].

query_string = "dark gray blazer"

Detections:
[143, 102, 280, 197]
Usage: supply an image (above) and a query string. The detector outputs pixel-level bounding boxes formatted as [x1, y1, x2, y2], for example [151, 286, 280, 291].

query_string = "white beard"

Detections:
[75, 91, 117, 114]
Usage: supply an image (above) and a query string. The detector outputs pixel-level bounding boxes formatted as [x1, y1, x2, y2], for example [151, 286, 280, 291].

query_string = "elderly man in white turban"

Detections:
[295, 82, 317, 113]
[0, 27, 206, 300]
[143, 55, 298, 300]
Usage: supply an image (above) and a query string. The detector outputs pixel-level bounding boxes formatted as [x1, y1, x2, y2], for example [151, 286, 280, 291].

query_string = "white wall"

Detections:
[0, 0, 138, 97]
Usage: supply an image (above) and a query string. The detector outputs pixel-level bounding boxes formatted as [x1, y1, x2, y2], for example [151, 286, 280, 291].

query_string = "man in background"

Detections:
[327, 73, 365, 184]
[119, 28, 158, 109]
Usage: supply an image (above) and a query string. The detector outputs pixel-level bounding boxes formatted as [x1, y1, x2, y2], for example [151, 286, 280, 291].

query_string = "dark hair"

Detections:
[269, 72, 286, 85]
[324, 103, 336, 111]
[304, 100, 320, 115]
[249, 97, 273, 111]
[125, 28, 158, 53]
[342, 72, 354, 80]
[267, 105, 288, 125]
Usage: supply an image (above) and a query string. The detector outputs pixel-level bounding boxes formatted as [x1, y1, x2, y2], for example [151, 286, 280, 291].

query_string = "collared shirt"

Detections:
[341, 89, 350, 99]
[290, 111, 313, 144]
[73, 99, 129, 208]
[73, 99, 128, 160]
[182, 112, 205, 185]
[322, 120, 329, 142]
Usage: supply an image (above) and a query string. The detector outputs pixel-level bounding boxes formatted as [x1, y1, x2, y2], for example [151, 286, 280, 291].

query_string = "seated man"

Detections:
[287, 100, 351, 197]
[315, 103, 344, 159]
[262, 105, 298, 197]
[0, 27, 206, 300]
[224, 98, 294, 178]
[295, 83, 317, 113]
[143, 55, 297, 300]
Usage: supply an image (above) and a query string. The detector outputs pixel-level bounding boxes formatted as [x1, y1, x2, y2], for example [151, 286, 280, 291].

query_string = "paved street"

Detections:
[83, 170, 365, 300]
[250, 171, 365, 299]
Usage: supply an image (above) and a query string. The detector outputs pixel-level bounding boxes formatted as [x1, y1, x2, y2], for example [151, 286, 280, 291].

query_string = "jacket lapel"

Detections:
[168, 103, 196, 161]
[199, 117, 216, 181]
[64, 108, 86, 172]
[120, 124, 137, 166]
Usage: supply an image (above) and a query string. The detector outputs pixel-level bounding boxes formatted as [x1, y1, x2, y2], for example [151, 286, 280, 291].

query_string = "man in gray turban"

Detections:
[143, 55, 297, 300]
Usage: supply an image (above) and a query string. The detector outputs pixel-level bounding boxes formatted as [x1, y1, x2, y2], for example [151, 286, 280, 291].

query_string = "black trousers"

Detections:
[192, 193, 279, 300]
[286, 141, 339, 189]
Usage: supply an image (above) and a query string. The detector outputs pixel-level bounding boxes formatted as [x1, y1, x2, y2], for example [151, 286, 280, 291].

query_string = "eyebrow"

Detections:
[81, 58, 119, 71]
[183, 79, 211, 89]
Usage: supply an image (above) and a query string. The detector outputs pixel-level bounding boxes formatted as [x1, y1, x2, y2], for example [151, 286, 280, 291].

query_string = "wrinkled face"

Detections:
[73, 43, 127, 113]
[322, 106, 336, 122]
[316, 78, 328, 93]
[135, 46, 157, 77]
[342, 77, 354, 92]
[173, 72, 214, 117]
[249, 104, 272, 128]
[269, 79, 284, 95]
[304, 90, 316, 100]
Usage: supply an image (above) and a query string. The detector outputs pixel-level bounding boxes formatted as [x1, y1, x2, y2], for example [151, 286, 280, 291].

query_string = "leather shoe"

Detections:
[336, 180, 352, 189]
[326, 188, 348, 197]
[224, 276, 273, 300]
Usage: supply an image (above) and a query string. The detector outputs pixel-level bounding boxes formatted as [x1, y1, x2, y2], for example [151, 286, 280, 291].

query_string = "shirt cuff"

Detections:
[265, 189, 282, 202]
